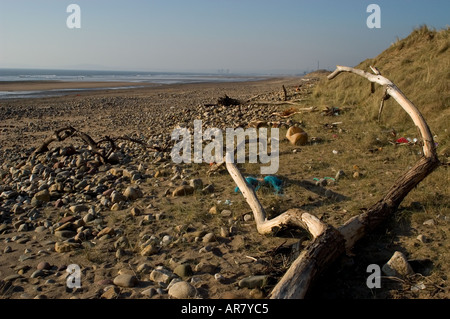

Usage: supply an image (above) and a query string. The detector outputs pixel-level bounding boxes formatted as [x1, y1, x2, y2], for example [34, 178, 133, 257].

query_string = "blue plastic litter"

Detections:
[263, 176, 283, 193]
[234, 177, 260, 193]
[234, 176, 283, 194]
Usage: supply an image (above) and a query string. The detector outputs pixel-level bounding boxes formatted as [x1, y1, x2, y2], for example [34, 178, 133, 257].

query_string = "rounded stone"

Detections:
[37, 261, 51, 270]
[113, 274, 138, 288]
[173, 264, 193, 278]
[168, 281, 196, 299]
[123, 186, 143, 201]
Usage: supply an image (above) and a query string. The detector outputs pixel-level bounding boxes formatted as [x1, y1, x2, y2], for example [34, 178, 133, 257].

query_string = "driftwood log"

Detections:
[226, 65, 440, 299]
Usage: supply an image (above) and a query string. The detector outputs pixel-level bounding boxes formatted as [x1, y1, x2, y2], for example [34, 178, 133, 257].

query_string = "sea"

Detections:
[0, 68, 264, 100]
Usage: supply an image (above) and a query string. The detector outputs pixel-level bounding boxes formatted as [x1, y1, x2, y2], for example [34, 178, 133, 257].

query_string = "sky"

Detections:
[0, 0, 449, 74]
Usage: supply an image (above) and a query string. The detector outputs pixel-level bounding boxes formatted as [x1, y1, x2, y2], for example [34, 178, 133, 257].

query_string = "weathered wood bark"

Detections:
[338, 155, 440, 251]
[227, 65, 440, 299]
[269, 214, 346, 299]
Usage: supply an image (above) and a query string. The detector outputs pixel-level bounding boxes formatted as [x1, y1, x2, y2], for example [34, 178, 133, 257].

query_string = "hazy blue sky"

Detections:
[0, 0, 448, 74]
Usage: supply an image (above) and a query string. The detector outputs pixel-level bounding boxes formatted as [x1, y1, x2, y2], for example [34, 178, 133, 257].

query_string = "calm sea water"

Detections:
[0, 68, 264, 100]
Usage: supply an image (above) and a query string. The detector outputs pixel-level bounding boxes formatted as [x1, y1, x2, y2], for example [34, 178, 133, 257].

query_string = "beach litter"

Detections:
[286, 126, 308, 146]
[234, 176, 284, 194]
[396, 137, 418, 144]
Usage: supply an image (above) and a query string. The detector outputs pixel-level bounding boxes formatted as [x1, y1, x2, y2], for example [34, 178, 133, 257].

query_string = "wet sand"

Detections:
[0, 81, 157, 92]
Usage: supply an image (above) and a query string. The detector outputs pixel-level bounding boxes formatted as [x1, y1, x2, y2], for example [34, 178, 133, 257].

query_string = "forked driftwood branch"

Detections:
[33, 126, 164, 164]
[226, 65, 440, 299]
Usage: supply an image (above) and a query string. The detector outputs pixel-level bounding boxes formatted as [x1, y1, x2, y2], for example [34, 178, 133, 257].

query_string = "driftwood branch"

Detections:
[227, 65, 440, 299]
[282, 85, 288, 101]
[328, 65, 437, 158]
[225, 152, 305, 235]
[33, 127, 164, 164]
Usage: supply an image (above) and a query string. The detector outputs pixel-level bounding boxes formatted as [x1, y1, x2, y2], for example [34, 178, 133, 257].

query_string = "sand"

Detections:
[1, 76, 445, 301]
[0, 81, 157, 92]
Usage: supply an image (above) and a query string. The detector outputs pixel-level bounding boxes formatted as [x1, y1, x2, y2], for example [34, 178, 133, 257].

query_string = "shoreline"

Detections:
[0, 76, 303, 150]
[0, 80, 158, 92]
[0, 77, 288, 101]
[0, 77, 275, 100]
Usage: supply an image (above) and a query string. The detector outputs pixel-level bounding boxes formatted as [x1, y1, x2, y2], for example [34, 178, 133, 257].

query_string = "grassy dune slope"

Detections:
[276, 26, 449, 298]
[313, 26, 450, 155]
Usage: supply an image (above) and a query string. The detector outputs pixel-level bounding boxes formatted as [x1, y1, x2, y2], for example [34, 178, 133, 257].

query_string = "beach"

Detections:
[0, 81, 156, 92]
[0, 77, 299, 150]
[0, 76, 309, 300]
[1, 73, 446, 301]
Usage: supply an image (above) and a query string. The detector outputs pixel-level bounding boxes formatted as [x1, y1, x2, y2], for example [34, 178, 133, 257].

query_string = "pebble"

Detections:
[172, 185, 194, 197]
[96, 227, 115, 238]
[55, 230, 77, 239]
[83, 212, 95, 223]
[220, 226, 230, 238]
[37, 261, 51, 270]
[214, 273, 225, 283]
[238, 275, 269, 289]
[173, 264, 193, 278]
[54, 242, 80, 253]
[33, 190, 50, 202]
[423, 219, 435, 226]
[70, 205, 89, 214]
[417, 234, 429, 243]
[30, 269, 47, 278]
[141, 244, 158, 256]
[141, 287, 156, 298]
[220, 209, 232, 217]
[123, 186, 143, 200]
[335, 170, 346, 180]
[202, 232, 215, 243]
[194, 262, 218, 274]
[168, 281, 197, 299]
[189, 179, 203, 190]
[34, 226, 46, 233]
[149, 266, 175, 284]
[137, 263, 151, 274]
[4, 274, 22, 282]
[382, 251, 415, 278]
[101, 286, 120, 299]
[130, 207, 141, 217]
[113, 274, 138, 288]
